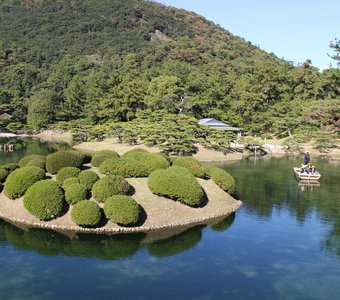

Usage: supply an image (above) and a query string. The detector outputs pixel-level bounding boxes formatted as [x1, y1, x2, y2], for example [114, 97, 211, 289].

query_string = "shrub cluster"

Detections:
[123, 149, 170, 170]
[78, 170, 99, 190]
[4, 166, 45, 199]
[0, 168, 8, 182]
[71, 201, 102, 227]
[92, 175, 130, 203]
[99, 158, 152, 177]
[23, 180, 65, 220]
[148, 166, 204, 207]
[0, 163, 19, 173]
[104, 195, 140, 226]
[173, 157, 205, 178]
[19, 155, 46, 168]
[56, 167, 81, 185]
[46, 150, 85, 174]
[65, 183, 88, 204]
[91, 150, 120, 167]
[63, 177, 80, 190]
[204, 166, 236, 194]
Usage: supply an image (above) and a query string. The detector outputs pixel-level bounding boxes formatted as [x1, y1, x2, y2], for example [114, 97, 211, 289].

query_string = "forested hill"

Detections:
[0, 0, 339, 138]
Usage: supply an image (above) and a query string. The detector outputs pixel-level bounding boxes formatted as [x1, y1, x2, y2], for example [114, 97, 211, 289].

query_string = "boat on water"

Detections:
[293, 167, 321, 181]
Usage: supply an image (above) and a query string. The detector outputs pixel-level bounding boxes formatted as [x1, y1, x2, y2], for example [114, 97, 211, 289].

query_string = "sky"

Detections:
[155, 0, 340, 70]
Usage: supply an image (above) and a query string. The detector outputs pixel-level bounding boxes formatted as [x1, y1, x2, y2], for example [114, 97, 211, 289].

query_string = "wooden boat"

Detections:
[293, 167, 321, 181]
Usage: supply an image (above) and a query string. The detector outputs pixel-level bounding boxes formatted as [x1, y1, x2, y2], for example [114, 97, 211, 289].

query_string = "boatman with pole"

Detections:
[304, 151, 310, 164]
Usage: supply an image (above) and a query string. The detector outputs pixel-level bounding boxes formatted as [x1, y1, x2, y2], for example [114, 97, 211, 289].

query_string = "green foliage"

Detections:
[0, 163, 19, 172]
[23, 180, 64, 220]
[71, 201, 102, 227]
[104, 195, 141, 226]
[78, 170, 100, 190]
[63, 177, 80, 190]
[173, 157, 205, 178]
[65, 184, 88, 205]
[92, 175, 130, 203]
[204, 166, 236, 194]
[26, 157, 47, 169]
[91, 150, 120, 167]
[0, 169, 8, 182]
[56, 167, 81, 185]
[4, 166, 45, 199]
[99, 158, 152, 178]
[18, 155, 46, 168]
[46, 150, 84, 174]
[123, 149, 170, 170]
[148, 166, 204, 206]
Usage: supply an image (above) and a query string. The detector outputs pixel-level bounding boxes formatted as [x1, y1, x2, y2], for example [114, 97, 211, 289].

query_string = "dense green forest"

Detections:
[0, 0, 339, 149]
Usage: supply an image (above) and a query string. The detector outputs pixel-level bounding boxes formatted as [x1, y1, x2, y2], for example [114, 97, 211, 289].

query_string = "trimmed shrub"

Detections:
[92, 175, 130, 203]
[104, 195, 140, 226]
[76, 151, 93, 164]
[19, 155, 46, 168]
[123, 149, 170, 171]
[65, 183, 88, 204]
[56, 167, 81, 185]
[71, 201, 102, 227]
[63, 177, 80, 190]
[78, 170, 99, 190]
[46, 150, 84, 174]
[148, 166, 204, 207]
[0, 169, 8, 182]
[4, 166, 45, 199]
[99, 158, 152, 177]
[26, 157, 46, 169]
[204, 166, 236, 194]
[23, 180, 64, 220]
[173, 157, 205, 178]
[0, 163, 19, 173]
[91, 150, 120, 167]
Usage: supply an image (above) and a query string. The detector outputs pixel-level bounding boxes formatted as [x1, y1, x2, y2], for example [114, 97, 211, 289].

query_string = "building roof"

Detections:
[198, 118, 243, 131]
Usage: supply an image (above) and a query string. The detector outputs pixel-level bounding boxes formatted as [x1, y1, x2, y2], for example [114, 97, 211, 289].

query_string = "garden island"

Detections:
[0, 149, 241, 234]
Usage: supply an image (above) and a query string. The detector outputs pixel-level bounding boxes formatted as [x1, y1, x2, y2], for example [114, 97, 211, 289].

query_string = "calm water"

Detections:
[1, 142, 340, 300]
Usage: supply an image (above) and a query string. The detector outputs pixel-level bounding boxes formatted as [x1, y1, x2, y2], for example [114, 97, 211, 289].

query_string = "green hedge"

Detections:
[92, 175, 130, 203]
[78, 170, 99, 190]
[91, 150, 120, 167]
[148, 166, 204, 207]
[99, 158, 152, 177]
[23, 180, 65, 220]
[0, 169, 8, 182]
[104, 195, 140, 226]
[123, 149, 170, 171]
[71, 201, 102, 227]
[173, 157, 205, 178]
[63, 177, 80, 190]
[65, 183, 88, 204]
[46, 150, 85, 174]
[0, 163, 19, 173]
[26, 157, 46, 169]
[56, 167, 81, 185]
[204, 166, 236, 194]
[19, 155, 46, 168]
[4, 166, 45, 199]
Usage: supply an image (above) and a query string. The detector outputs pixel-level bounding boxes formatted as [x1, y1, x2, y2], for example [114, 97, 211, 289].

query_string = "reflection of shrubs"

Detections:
[65, 184, 88, 204]
[63, 177, 80, 190]
[71, 201, 101, 227]
[104, 195, 140, 226]
[56, 167, 81, 185]
[19, 155, 46, 168]
[92, 175, 130, 203]
[173, 157, 205, 178]
[78, 170, 99, 190]
[100, 158, 152, 177]
[204, 166, 236, 194]
[211, 214, 235, 232]
[23, 180, 65, 220]
[91, 150, 120, 167]
[148, 166, 204, 207]
[4, 166, 45, 199]
[46, 150, 84, 174]
[123, 149, 170, 170]
[148, 227, 202, 257]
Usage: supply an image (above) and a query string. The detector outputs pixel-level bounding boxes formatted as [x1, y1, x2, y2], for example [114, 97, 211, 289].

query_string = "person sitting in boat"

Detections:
[300, 164, 307, 173]
[311, 165, 316, 174]
[305, 163, 312, 174]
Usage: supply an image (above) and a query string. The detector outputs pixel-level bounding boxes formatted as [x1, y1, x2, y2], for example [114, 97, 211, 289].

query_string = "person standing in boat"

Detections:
[304, 152, 310, 164]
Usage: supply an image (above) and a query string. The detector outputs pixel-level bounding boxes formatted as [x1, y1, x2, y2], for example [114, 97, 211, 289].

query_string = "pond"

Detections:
[0, 140, 340, 299]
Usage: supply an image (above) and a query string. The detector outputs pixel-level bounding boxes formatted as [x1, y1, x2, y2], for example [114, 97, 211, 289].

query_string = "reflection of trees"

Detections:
[211, 214, 235, 232]
[147, 226, 203, 257]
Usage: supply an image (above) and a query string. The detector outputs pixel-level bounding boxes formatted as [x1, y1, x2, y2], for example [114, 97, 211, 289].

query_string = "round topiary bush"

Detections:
[26, 157, 46, 169]
[91, 150, 120, 167]
[18, 155, 46, 168]
[99, 158, 152, 177]
[23, 179, 65, 220]
[204, 166, 236, 194]
[173, 157, 205, 178]
[0, 168, 8, 182]
[65, 183, 88, 204]
[4, 166, 45, 199]
[46, 150, 85, 174]
[78, 170, 99, 190]
[104, 195, 140, 226]
[123, 150, 170, 171]
[71, 201, 102, 227]
[56, 167, 81, 185]
[92, 175, 130, 203]
[63, 177, 80, 190]
[148, 166, 204, 207]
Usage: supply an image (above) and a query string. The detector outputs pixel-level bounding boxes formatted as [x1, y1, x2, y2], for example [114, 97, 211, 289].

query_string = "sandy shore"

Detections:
[0, 178, 242, 234]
